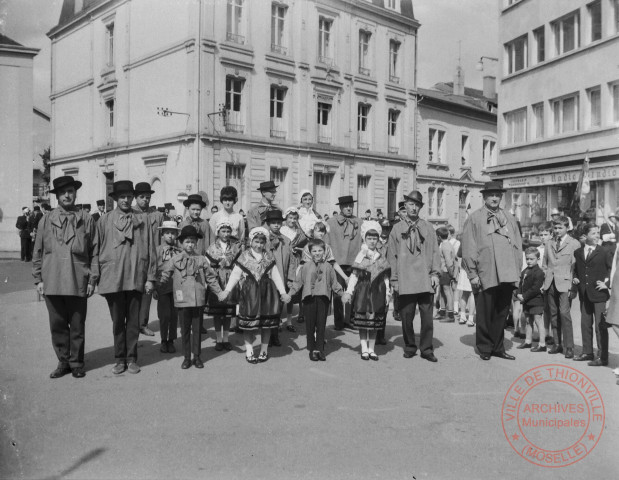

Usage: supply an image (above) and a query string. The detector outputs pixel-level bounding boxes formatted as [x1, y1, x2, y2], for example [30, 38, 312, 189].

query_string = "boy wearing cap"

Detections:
[95, 180, 157, 374]
[247, 181, 279, 231]
[154, 221, 182, 353]
[32, 175, 99, 379]
[326, 196, 362, 330]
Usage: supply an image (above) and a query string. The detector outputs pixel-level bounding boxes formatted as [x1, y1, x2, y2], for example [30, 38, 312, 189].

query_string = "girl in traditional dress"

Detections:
[297, 190, 322, 237]
[281, 206, 308, 325]
[205, 221, 241, 351]
[221, 227, 290, 363]
[343, 221, 391, 361]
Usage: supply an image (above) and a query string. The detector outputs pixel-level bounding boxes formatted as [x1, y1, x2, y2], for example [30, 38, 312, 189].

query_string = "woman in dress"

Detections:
[221, 227, 290, 363]
[343, 221, 391, 361]
[297, 190, 322, 237]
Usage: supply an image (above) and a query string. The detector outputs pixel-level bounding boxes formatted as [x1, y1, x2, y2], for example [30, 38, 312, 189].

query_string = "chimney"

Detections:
[453, 65, 465, 96]
[483, 75, 497, 100]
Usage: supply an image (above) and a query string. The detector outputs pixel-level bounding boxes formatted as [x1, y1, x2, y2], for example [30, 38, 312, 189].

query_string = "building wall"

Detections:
[49, 0, 418, 219]
[0, 45, 38, 251]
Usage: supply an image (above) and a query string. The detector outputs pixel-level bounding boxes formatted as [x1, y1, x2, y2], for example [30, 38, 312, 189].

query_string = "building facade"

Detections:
[493, 0, 619, 237]
[0, 35, 38, 251]
[48, 0, 419, 218]
[417, 79, 495, 231]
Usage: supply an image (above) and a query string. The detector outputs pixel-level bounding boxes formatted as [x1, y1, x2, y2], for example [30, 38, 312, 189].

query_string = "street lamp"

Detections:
[476, 56, 499, 71]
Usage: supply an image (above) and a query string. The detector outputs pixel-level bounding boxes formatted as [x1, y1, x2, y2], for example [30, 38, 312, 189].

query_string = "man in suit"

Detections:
[15, 207, 32, 261]
[92, 200, 105, 222]
[600, 209, 619, 251]
[462, 182, 522, 361]
[543, 215, 581, 359]
[247, 181, 279, 231]
[32, 175, 99, 379]
[326, 195, 362, 331]
[571, 224, 612, 366]
[388, 191, 441, 362]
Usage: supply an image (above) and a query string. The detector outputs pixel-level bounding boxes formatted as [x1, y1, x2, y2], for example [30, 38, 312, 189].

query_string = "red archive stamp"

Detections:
[502, 364, 605, 468]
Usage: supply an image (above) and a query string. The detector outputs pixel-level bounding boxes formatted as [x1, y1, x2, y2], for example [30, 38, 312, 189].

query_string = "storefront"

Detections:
[501, 161, 619, 238]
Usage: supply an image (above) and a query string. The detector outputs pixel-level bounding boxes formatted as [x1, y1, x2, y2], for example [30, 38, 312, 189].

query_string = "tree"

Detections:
[40, 147, 51, 184]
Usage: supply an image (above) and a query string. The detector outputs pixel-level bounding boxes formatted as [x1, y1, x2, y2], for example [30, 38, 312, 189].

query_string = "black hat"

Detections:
[96, 199, 105, 206]
[82, 204, 91, 209]
[336, 195, 357, 206]
[220, 186, 238, 201]
[134, 182, 155, 195]
[178, 225, 203, 242]
[157, 207, 165, 213]
[403, 190, 424, 206]
[398, 201, 405, 211]
[33, 206, 41, 211]
[258, 181, 278, 191]
[110, 180, 135, 197]
[265, 209, 285, 222]
[49, 175, 83, 194]
[183, 194, 206, 208]
[164, 202, 174, 209]
[480, 181, 506, 194]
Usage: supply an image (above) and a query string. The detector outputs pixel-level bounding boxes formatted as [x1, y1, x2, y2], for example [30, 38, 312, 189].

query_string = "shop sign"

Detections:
[503, 165, 619, 188]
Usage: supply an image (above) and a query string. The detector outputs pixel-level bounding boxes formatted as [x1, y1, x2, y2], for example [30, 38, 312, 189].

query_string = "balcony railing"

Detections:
[318, 55, 334, 66]
[271, 44, 287, 55]
[358, 66, 371, 76]
[226, 32, 245, 44]
[389, 74, 400, 84]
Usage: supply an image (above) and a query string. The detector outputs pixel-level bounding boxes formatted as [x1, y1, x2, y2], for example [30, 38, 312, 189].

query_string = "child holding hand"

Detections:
[516, 247, 546, 352]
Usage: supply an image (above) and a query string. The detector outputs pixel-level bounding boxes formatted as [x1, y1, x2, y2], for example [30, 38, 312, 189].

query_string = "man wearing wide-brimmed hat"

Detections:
[32, 175, 99, 379]
[387, 190, 441, 362]
[326, 195, 362, 330]
[133, 182, 166, 336]
[600, 208, 619, 251]
[179, 193, 214, 255]
[246, 180, 279, 231]
[95, 180, 157, 375]
[461, 181, 522, 361]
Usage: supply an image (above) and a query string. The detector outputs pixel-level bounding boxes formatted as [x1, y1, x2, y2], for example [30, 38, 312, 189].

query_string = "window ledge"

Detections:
[427, 163, 449, 171]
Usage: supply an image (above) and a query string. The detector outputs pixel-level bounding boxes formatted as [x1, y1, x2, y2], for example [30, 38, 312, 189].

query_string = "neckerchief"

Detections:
[51, 208, 77, 244]
[310, 258, 325, 288]
[114, 211, 140, 247]
[269, 233, 283, 251]
[236, 249, 275, 281]
[161, 245, 179, 262]
[336, 214, 359, 240]
[485, 207, 508, 236]
[401, 218, 424, 255]
[175, 253, 202, 280]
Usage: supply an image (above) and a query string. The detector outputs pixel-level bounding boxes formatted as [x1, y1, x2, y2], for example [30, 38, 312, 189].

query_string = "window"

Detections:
[389, 40, 400, 83]
[532, 103, 544, 139]
[551, 94, 579, 135]
[388, 109, 400, 153]
[427, 188, 435, 216]
[227, 0, 244, 44]
[105, 22, 114, 66]
[313, 172, 333, 216]
[357, 176, 371, 217]
[317, 102, 331, 143]
[533, 26, 545, 63]
[387, 177, 399, 220]
[588, 1, 602, 42]
[270, 167, 287, 185]
[429, 128, 446, 163]
[482, 140, 497, 169]
[358, 30, 371, 75]
[105, 99, 114, 138]
[588, 87, 601, 128]
[357, 103, 370, 149]
[386, 0, 400, 11]
[271, 4, 286, 54]
[225, 76, 245, 133]
[552, 11, 579, 56]
[270, 86, 286, 138]
[437, 189, 444, 217]
[505, 35, 527, 74]
[612, 83, 619, 123]
[318, 17, 333, 65]
[504, 108, 527, 144]
[226, 163, 245, 206]
[461, 135, 470, 165]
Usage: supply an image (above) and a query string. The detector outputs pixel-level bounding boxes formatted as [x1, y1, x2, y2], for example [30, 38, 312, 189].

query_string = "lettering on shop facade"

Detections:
[503, 166, 619, 188]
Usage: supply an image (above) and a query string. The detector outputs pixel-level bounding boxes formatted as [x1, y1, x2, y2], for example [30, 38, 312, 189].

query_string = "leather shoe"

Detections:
[309, 351, 318, 361]
[317, 352, 326, 361]
[127, 362, 141, 374]
[222, 342, 233, 351]
[181, 358, 192, 369]
[517, 343, 532, 349]
[421, 353, 438, 363]
[531, 345, 547, 352]
[140, 326, 155, 336]
[479, 353, 491, 361]
[548, 345, 563, 355]
[588, 358, 608, 366]
[403, 351, 417, 359]
[49, 366, 71, 379]
[573, 353, 594, 362]
[492, 352, 515, 360]
[564, 348, 574, 359]
[167, 341, 176, 353]
[160, 342, 169, 353]
[71, 367, 86, 378]
[193, 357, 204, 368]
[111, 362, 127, 375]
[215, 342, 224, 351]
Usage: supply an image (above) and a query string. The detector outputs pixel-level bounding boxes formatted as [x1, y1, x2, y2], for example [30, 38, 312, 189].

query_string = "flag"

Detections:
[574, 156, 592, 214]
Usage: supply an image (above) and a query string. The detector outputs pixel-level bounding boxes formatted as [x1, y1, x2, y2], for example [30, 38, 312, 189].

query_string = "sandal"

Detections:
[361, 352, 370, 361]
[368, 352, 379, 361]
[258, 352, 269, 363]
[245, 354, 257, 364]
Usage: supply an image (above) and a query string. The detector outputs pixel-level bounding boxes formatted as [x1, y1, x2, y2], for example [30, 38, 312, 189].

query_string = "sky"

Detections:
[0, 0, 499, 112]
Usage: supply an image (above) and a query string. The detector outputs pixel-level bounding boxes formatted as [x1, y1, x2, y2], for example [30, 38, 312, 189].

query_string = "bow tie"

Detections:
[53, 210, 77, 244]
[402, 221, 424, 255]
[161, 246, 177, 261]
[114, 213, 138, 247]
[486, 209, 508, 235]
[338, 215, 358, 239]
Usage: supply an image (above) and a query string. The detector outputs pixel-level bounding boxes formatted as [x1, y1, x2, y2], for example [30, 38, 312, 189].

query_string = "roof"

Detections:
[0, 34, 24, 47]
[418, 82, 497, 115]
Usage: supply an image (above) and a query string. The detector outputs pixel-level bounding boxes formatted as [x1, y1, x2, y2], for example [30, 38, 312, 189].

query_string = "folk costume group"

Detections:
[33, 175, 619, 382]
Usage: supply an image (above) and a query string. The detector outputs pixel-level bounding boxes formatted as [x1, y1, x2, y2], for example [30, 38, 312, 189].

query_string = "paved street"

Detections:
[1, 259, 618, 479]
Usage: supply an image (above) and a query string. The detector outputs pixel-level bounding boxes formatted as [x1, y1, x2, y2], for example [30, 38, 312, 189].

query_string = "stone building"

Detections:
[47, 0, 419, 218]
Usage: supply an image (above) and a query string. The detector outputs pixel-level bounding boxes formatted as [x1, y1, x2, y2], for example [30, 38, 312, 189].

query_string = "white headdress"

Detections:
[249, 226, 269, 242]
[284, 206, 299, 218]
[361, 220, 382, 240]
[298, 189, 313, 205]
[215, 220, 233, 234]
